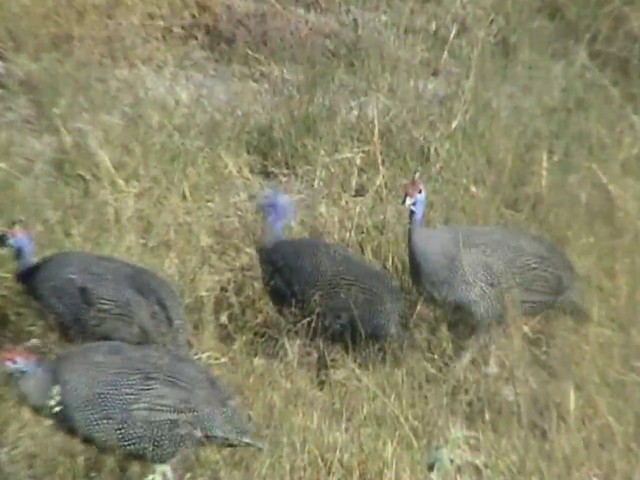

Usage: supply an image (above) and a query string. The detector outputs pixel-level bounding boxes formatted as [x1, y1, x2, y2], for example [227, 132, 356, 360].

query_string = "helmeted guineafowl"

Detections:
[256, 187, 405, 351]
[0, 341, 262, 480]
[0, 226, 191, 351]
[402, 170, 590, 334]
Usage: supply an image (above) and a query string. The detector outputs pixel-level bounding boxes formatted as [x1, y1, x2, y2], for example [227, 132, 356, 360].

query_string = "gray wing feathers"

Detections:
[260, 238, 403, 344]
[410, 225, 587, 324]
[52, 342, 254, 463]
[29, 252, 188, 348]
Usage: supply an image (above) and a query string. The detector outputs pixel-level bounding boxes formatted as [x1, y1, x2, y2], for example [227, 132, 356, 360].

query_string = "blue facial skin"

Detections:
[258, 188, 296, 244]
[405, 185, 427, 226]
[5, 230, 37, 273]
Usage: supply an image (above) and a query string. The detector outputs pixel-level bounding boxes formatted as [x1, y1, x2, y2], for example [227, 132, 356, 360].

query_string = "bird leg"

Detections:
[452, 331, 497, 378]
[315, 342, 330, 390]
[144, 464, 174, 480]
[452, 344, 475, 377]
[145, 450, 197, 480]
[481, 335, 500, 376]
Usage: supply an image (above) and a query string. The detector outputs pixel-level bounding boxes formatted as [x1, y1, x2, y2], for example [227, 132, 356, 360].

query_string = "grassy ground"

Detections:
[0, 0, 639, 478]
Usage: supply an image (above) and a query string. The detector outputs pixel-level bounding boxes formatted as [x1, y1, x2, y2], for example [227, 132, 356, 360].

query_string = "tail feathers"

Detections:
[213, 435, 265, 450]
[236, 437, 265, 450]
[565, 300, 591, 324]
[560, 285, 592, 323]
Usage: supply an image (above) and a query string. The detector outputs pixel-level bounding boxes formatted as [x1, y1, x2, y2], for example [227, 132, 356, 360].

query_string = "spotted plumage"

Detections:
[0, 227, 190, 351]
[256, 187, 405, 349]
[0, 342, 262, 479]
[402, 171, 590, 333]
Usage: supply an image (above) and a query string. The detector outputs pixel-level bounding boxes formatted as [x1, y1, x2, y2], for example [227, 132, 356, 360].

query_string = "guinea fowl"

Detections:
[256, 187, 405, 352]
[0, 341, 262, 480]
[0, 226, 191, 351]
[402, 170, 590, 336]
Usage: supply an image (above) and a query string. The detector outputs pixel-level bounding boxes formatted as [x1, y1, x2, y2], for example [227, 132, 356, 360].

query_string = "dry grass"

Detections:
[0, 0, 639, 478]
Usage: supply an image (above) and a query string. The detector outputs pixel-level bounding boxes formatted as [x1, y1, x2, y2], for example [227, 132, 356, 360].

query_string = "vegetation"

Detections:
[0, 0, 638, 478]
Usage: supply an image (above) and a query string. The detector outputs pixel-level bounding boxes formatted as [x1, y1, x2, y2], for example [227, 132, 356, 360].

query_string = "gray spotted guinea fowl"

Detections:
[255, 187, 405, 350]
[0, 341, 262, 480]
[402, 170, 590, 335]
[0, 225, 191, 351]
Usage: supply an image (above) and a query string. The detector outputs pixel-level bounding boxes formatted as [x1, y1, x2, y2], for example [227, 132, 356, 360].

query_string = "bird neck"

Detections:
[14, 245, 36, 274]
[16, 363, 56, 412]
[263, 221, 286, 247]
[409, 202, 425, 229]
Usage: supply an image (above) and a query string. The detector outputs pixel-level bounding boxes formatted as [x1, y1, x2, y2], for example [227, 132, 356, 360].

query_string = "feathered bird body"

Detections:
[258, 237, 403, 345]
[409, 224, 588, 328]
[256, 188, 404, 348]
[0, 229, 190, 350]
[0, 341, 261, 465]
[403, 174, 589, 330]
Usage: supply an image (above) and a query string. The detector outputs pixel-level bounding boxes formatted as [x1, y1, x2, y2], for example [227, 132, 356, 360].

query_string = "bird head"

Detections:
[2, 224, 35, 255]
[1, 223, 36, 270]
[256, 187, 297, 241]
[402, 169, 427, 218]
[0, 346, 40, 376]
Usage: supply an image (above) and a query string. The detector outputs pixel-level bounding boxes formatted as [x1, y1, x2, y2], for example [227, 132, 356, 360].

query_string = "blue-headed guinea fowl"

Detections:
[255, 187, 405, 354]
[0, 341, 262, 480]
[402, 170, 590, 338]
[0, 226, 191, 351]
